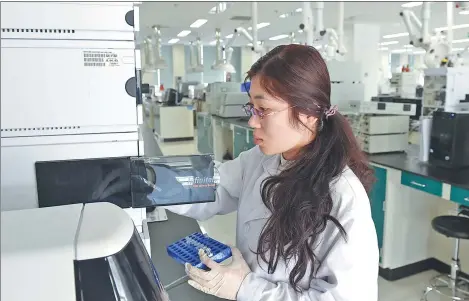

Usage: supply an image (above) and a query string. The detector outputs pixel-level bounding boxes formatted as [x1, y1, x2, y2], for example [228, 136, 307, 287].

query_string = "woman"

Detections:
[166, 44, 379, 301]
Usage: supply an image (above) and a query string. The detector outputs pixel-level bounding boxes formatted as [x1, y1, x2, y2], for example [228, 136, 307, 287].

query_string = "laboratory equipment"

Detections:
[34, 154, 218, 209]
[422, 67, 469, 114]
[164, 88, 182, 106]
[390, 72, 420, 98]
[223, 2, 265, 54]
[206, 82, 242, 113]
[130, 154, 219, 207]
[1, 2, 143, 215]
[214, 93, 249, 118]
[429, 111, 469, 169]
[400, 2, 451, 68]
[142, 25, 168, 72]
[167, 232, 232, 270]
[419, 117, 433, 162]
[348, 101, 417, 116]
[212, 28, 237, 73]
[1, 202, 170, 301]
[348, 115, 411, 154]
[153, 104, 195, 141]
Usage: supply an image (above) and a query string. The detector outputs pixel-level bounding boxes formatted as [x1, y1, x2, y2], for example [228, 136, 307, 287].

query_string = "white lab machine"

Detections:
[348, 115, 411, 154]
[345, 102, 416, 154]
[390, 72, 419, 98]
[153, 104, 195, 141]
[330, 82, 366, 112]
[348, 101, 417, 116]
[422, 67, 469, 114]
[206, 82, 242, 113]
[0, 2, 148, 231]
[214, 93, 249, 118]
[1, 202, 169, 301]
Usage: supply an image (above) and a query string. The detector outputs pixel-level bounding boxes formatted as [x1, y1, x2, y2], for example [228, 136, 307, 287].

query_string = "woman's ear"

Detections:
[299, 114, 318, 131]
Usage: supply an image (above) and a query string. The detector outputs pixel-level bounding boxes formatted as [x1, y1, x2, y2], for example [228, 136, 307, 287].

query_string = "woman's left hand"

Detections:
[185, 246, 251, 300]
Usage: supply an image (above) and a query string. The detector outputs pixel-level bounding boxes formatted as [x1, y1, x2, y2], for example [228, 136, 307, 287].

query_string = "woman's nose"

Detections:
[248, 115, 261, 128]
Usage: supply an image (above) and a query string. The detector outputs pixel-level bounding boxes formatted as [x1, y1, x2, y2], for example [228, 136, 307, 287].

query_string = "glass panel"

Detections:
[75, 229, 170, 301]
[130, 154, 219, 207]
[35, 157, 132, 208]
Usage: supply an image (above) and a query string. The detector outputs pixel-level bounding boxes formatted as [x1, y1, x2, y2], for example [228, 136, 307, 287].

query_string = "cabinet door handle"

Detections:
[410, 181, 426, 188]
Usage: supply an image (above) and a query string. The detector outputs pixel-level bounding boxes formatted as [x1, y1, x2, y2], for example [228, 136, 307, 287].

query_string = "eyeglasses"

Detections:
[242, 103, 296, 120]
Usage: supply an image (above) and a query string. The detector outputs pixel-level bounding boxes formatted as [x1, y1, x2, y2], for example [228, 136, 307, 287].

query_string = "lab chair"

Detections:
[421, 206, 469, 300]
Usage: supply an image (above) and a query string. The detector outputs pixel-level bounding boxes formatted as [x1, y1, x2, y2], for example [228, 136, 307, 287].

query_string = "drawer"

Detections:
[401, 172, 443, 197]
[450, 186, 469, 206]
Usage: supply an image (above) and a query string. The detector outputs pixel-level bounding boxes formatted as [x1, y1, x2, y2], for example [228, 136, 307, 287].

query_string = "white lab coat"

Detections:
[166, 146, 379, 301]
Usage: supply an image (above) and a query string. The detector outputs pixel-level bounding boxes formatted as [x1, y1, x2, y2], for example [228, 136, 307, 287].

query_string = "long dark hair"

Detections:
[246, 45, 375, 292]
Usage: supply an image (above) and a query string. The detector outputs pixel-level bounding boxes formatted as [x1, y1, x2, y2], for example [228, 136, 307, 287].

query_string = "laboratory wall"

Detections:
[160, 46, 174, 89]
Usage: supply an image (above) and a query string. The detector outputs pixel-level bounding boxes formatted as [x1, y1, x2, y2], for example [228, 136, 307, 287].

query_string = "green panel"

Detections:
[401, 172, 443, 197]
[450, 186, 469, 206]
[370, 166, 387, 261]
[233, 126, 247, 158]
[247, 129, 255, 150]
[196, 115, 213, 154]
[196, 115, 206, 154]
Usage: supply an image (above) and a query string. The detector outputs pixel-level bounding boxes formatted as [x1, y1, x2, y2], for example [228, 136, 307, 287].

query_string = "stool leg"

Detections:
[450, 239, 460, 293]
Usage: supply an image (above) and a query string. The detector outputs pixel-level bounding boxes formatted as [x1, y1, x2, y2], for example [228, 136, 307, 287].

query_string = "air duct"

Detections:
[211, 29, 236, 73]
[143, 25, 168, 72]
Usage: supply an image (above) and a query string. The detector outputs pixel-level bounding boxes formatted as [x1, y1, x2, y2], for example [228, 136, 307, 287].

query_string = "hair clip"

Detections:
[324, 105, 338, 119]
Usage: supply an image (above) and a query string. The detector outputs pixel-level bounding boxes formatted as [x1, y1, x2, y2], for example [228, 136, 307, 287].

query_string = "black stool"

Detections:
[422, 208, 469, 301]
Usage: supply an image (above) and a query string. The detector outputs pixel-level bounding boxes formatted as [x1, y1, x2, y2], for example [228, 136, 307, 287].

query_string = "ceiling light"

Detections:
[391, 48, 411, 53]
[453, 47, 465, 51]
[226, 34, 233, 39]
[435, 24, 469, 31]
[247, 41, 262, 46]
[379, 47, 389, 51]
[404, 44, 414, 48]
[168, 38, 179, 44]
[177, 30, 191, 37]
[190, 19, 208, 28]
[413, 50, 426, 54]
[296, 8, 303, 12]
[383, 32, 409, 39]
[269, 34, 289, 41]
[298, 29, 304, 33]
[379, 41, 399, 46]
[279, 13, 288, 18]
[453, 38, 469, 44]
[460, 10, 469, 15]
[401, 2, 423, 8]
[248, 22, 270, 31]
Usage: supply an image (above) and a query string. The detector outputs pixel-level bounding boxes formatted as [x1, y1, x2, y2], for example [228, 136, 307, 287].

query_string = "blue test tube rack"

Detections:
[167, 232, 232, 270]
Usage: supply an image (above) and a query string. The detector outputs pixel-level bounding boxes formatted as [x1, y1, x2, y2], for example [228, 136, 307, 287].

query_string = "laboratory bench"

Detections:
[367, 147, 469, 281]
[196, 112, 469, 282]
[148, 211, 223, 300]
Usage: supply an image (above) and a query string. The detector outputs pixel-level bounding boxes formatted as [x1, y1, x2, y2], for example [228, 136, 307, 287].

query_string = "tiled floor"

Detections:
[143, 127, 449, 301]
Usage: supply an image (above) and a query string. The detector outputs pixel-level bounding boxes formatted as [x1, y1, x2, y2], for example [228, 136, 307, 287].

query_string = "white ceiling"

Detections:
[139, 1, 469, 52]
